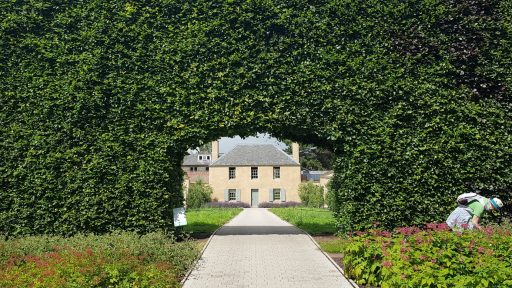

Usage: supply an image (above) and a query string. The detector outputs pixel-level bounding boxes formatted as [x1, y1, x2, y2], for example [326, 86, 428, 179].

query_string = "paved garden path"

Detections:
[182, 208, 357, 288]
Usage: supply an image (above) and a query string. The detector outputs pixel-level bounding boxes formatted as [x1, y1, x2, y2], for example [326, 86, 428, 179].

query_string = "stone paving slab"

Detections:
[182, 208, 356, 288]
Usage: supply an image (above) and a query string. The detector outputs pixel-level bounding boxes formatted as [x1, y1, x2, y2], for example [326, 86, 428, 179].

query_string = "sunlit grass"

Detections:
[269, 207, 337, 235]
[184, 208, 243, 236]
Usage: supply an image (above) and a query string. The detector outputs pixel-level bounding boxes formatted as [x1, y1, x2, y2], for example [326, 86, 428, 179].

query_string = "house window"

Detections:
[198, 155, 203, 160]
[193, 167, 197, 171]
[206, 155, 211, 160]
[189, 167, 193, 171]
[229, 167, 236, 179]
[273, 189, 281, 201]
[228, 189, 237, 201]
[273, 167, 280, 179]
[251, 167, 258, 179]
[206, 167, 209, 171]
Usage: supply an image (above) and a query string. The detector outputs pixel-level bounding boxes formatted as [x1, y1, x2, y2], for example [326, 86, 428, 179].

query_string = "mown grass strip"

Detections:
[269, 207, 337, 235]
[184, 208, 243, 237]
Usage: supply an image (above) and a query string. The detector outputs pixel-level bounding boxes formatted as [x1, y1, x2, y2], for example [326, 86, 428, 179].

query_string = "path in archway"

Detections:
[182, 208, 356, 288]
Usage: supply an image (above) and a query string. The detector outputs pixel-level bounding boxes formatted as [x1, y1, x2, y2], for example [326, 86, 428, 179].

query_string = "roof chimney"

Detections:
[292, 142, 300, 163]
[211, 140, 219, 161]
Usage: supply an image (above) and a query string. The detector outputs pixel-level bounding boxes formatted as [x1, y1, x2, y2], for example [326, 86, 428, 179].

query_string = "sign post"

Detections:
[173, 207, 187, 227]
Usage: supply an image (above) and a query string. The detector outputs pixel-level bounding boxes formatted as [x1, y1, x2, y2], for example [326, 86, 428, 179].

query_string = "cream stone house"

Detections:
[209, 141, 301, 207]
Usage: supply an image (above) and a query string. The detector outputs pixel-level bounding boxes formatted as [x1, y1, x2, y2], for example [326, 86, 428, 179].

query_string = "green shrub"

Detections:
[342, 224, 512, 287]
[325, 181, 337, 210]
[298, 182, 325, 208]
[186, 180, 213, 209]
[0, 232, 199, 288]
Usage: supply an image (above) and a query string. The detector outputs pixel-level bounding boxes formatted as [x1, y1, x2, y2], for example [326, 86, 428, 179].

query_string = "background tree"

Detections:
[298, 182, 325, 208]
[189, 142, 212, 154]
[283, 141, 334, 170]
[186, 180, 213, 209]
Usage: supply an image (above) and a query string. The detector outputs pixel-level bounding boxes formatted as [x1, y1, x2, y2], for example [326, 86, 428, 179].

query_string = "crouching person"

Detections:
[446, 194, 503, 231]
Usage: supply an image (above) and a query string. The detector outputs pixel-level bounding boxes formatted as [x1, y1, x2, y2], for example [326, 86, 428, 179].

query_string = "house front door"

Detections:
[251, 189, 259, 207]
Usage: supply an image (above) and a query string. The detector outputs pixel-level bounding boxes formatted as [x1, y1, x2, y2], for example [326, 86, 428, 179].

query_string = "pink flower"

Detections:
[396, 226, 418, 236]
[382, 260, 393, 268]
[426, 223, 450, 231]
[379, 230, 392, 238]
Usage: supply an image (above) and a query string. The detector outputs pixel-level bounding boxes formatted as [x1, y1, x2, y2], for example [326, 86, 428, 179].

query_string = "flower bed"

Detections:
[258, 201, 303, 208]
[0, 232, 199, 287]
[203, 202, 251, 208]
[342, 224, 512, 288]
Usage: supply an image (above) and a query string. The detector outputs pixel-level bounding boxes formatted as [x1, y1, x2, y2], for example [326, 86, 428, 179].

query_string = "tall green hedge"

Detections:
[1, 0, 510, 236]
[328, 0, 512, 232]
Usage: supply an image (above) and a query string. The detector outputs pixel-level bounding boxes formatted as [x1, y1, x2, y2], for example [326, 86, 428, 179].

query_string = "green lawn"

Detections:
[316, 237, 348, 253]
[269, 207, 338, 235]
[184, 208, 243, 237]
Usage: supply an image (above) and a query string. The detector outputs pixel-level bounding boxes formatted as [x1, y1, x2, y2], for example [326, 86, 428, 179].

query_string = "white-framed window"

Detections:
[198, 155, 211, 162]
[229, 167, 236, 179]
[228, 189, 237, 201]
[273, 167, 280, 179]
[273, 188, 281, 201]
[251, 167, 258, 179]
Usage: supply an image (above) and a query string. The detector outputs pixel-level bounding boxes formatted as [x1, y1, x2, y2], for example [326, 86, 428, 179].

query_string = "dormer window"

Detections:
[197, 154, 211, 162]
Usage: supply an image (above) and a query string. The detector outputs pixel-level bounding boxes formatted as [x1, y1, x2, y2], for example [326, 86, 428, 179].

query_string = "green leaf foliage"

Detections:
[341, 224, 512, 287]
[0, 0, 510, 236]
[298, 182, 325, 208]
[185, 180, 213, 209]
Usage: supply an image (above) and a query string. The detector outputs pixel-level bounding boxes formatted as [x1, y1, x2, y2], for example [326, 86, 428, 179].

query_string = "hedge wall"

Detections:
[1, 0, 510, 236]
[328, 0, 512, 232]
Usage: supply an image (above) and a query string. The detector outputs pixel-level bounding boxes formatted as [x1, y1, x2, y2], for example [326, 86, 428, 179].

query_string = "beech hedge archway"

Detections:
[1, 1, 511, 236]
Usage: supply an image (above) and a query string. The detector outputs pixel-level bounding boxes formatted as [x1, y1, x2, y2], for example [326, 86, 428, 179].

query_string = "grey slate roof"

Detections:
[183, 154, 211, 166]
[210, 144, 299, 167]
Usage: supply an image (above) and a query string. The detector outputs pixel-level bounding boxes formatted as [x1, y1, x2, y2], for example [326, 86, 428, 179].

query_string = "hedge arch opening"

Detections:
[1, 1, 510, 236]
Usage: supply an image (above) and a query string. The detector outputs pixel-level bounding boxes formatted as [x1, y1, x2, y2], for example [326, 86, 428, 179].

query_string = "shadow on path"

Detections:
[215, 226, 305, 236]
